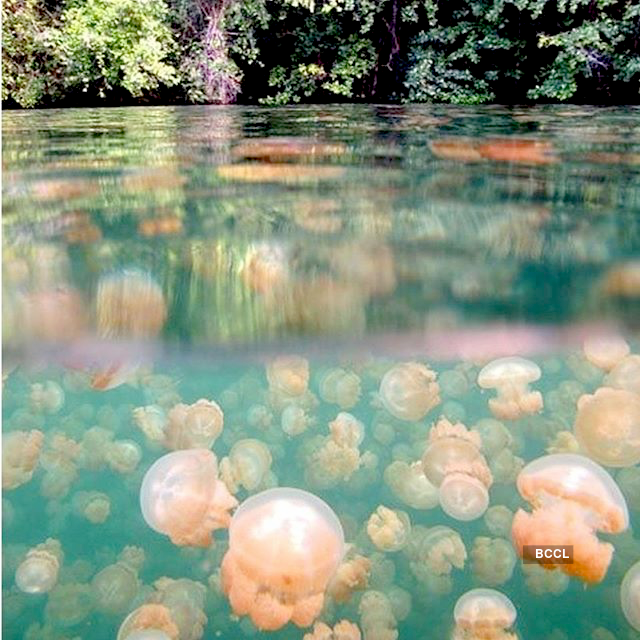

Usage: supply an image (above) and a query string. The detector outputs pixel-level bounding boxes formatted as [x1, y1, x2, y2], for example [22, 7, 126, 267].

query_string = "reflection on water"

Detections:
[2, 105, 640, 640]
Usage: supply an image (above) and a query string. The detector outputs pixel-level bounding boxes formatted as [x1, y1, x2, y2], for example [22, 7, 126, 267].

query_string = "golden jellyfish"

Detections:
[281, 405, 314, 437]
[303, 620, 362, 640]
[477, 357, 543, 421]
[318, 368, 362, 410]
[267, 355, 310, 401]
[221, 487, 345, 631]
[452, 588, 517, 640]
[96, 269, 167, 339]
[164, 399, 224, 450]
[358, 590, 398, 640]
[139, 449, 238, 547]
[328, 553, 371, 604]
[44, 582, 95, 628]
[605, 354, 640, 395]
[30, 382, 65, 414]
[546, 430, 582, 455]
[366, 506, 411, 552]
[511, 453, 629, 584]
[574, 387, 640, 467]
[15, 539, 63, 594]
[379, 362, 440, 422]
[148, 577, 207, 640]
[422, 418, 493, 521]
[106, 439, 143, 474]
[117, 604, 179, 640]
[621, 560, 640, 632]
[582, 336, 630, 372]
[247, 404, 274, 431]
[470, 537, 516, 587]
[219, 439, 273, 493]
[133, 405, 167, 447]
[72, 491, 111, 524]
[383, 460, 439, 510]
[92, 546, 145, 614]
[521, 563, 569, 596]
[39, 433, 81, 499]
[483, 506, 514, 539]
[2, 429, 44, 490]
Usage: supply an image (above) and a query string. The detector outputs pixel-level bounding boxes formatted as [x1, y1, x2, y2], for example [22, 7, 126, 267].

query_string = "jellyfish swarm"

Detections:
[221, 488, 345, 631]
[140, 449, 237, 547]
[452, 588, 518, 640]
[511, 453, 629, 584]
[379, 362, 440, 422]
[621, 560, 640, 632]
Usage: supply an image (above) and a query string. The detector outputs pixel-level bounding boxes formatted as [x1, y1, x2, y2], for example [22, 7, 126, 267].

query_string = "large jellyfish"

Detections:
[452, 588, 518, 640]
[422, 418, 493, 520]
[621, 560, 640, 632]
[477, 357, 543, 420]
[164, 399, 224, 450]
[2, 429, 44, 490]
[15, 539, 63, 594]
[511, 453, 629, 583]
[379, 362, 440, 421]
[139, 449, 238, 546]
[221, 487, 345, 631]
[574, 387, 640, 467]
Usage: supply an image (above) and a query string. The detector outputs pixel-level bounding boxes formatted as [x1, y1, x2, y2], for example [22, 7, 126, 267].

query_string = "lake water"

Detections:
[2, 104, 640, 640]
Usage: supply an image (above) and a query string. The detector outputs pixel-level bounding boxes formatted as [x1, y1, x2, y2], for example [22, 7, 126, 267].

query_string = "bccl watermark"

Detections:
[522, 545, 574, 564]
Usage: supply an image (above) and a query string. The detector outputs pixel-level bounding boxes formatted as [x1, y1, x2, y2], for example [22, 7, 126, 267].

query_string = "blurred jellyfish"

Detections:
[617, 467, 640, 512]
[72, 491, 111, 524]
[546, 431, 582, 455]
[96, 269, 167, 339]
[281, 405, 314, 437]
[483, 506, 514, 539]
[621, 560, 640, 632]
[477, 357, 543, 420]
[303, 620, 362, 640]
[602, 261, 640, 298]
[379, 362, 440, 422]
[221, 487, 345, 630]
[512, 453, 629, 583]
[422, 418, 493, 521]
[358, 590, 398, 640]
[117, 604, 179, 640]
[328, 553, 371, 604]
[106, 439, 143, 474]
[164, 399, 224, 450]
[583, 336, 630, 372]
[219, 439, 273, 494]
[521, 563, 569, 596]
[92, 546, 145, 614]
[383, 460, 439, 510]
[267, 356, 309, 402]
[148, 577, 207, 640]
[133, 405, 167, 447]
[140, 449, 238, 547]
[30, 382, 65, 414]
[318, 368, 362, 410]
[452, 588, 517, 640]
[77, 426, 113, 471]
[39, 433, 81, 499]
[470, 537, 516, 586]
[574, 387, 640, 467]
[45, 582, 95, 628]
[15, 539, 63, 594]
[367, 506, 411, 552]
[2, 429, 44, 490]
[472, 418, 524, 485]
[247, 404, 274, 431]
[604, 355, 640, 395]
[386, 585, 412, 623]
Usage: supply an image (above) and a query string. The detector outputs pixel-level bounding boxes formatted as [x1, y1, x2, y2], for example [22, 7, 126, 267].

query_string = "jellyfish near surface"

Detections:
[452, 588, 518, 640]
[221, 487, 345, 631]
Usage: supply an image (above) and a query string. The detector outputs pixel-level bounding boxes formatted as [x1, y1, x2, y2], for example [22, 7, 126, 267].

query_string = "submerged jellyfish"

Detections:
[303, 620, 362, 640]
[422, 419, 493, 521]
[117, 604, 179, 640]
[221, 487, 345, 631]
[358, 590, 398, 640]
[2, 429, 44, 490]
[140, 449, 238, 547]
[511, 453, 629, 583]
[328, 554, 371, 604]
[367, 506, 411, 552]
[582, 336, 630, 372]
[30, 382, 65, 414]
[219, 439, 273, 493]
[72, 491, 111, 524]
[604, 354, 640, 395]
[318, 368, 362, 410]
[477, 357, 543, 421]
[379, 362, 440, 422]
[470, 537, 516, 587]
[164, 399, 224, 450]
[267, 356, 310, 398]
[92, 547, 145, 614]
[621, 560, 640, 632]
[15, 539, 63, 594]
[452, 588, 517, 640]
[574, 387, 640, 467]
[383, 460, 439, 510]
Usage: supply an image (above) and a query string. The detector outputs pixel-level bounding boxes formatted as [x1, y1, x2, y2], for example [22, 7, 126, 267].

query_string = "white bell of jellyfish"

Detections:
[15, 539, 63, 594]
[453, 588, 517, 639]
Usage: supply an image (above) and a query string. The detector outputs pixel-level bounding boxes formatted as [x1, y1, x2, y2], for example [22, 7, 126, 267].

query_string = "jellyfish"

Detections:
[452, 588, 517, 640]
[281, 405, 314, 437]
[378, 362, 440, 422]
[30, 382, 65, 414]
[470, 537, 516, 587]
[621, 560, 640, 632]
[106, 439, 143, 474]
[2, 429, 44, 490]
[45, 582, 95, 628]
[117, 604, 179, 640]
[247, 404, 274, 431]
[133, 405, 167, 447]
[139, 449, 238, 547]
[583, 336, 630, 372]
[383, 460, 439, 510]
[546, 431, 582, 455]
[328, 554, 371, 603]
[477, 357, 543, 420]
[92, 546, 145, 614]
[358, 590, 398, 640]
[604, 354, 640, 395]
[219, 439, 273, 494]
[72, 491, 111, 524]
[367, 506, 411, 552]
[39, 433, 81, 499]
[221, 487, 345, 631]
[96, 269, 167, 339]
[318, 368, 362, 410]
[386, 585, 412, 623]
[617, 466, 640, 512]
[422, 418, 493, 521]
[267, 355, 309, 399]
[483, 506, 514, 539]
[15, 539, 63, 594]
[574, 387, 640, 467]
[160, 399, 224, 451]
[521, 563, 569, 596]
[511, 453, 629, 583]
[303, 620, 362, 640]
[148, 577, 207, 640]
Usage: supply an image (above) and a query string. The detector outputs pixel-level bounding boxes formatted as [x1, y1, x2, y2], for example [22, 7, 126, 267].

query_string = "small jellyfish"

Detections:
[483, 506, 514, 539]
[117, 604, 179, 640]
[267, 356, 310, 399]
[15, 539, 63, 594]
[422, 418, 493, 521]
[247, 404, 274, 431]
[452, 588, 517, 640]
[164, 399, 224, 450]
[106, 439, 143, 474]
[605, 354, 640, 396]
[328, 554, 371, 604]
[281, 405, 313, 437]
[367, 506, 411, 552]
[72, 491, 111, 524]
[303, 620, 362, 640]
[511, 453, 629, 583]
[221, 487, 345, 631]
[621, 560, 640, 632]
[2, 429, 44, 490]
[521, 563, 569, 596]
[574, 387, 640, 467]
[140, 449, 238, 547]
[477, 357, 543, 420]
[379, 362, 440, 422]
[583, 336, 630, 372]
[318, 368, 362, 410]
[219, 439, 273, 494]
[470, 537, 516, 587]
[30, 381, 65, 414]
[383, 461, 439, 510]
[358, 590, 398, 640]
[133, 405, 167, 446]
[92, 546, 145, 614]
[149, 577, 207, 640]
[39, 433, 81, 499]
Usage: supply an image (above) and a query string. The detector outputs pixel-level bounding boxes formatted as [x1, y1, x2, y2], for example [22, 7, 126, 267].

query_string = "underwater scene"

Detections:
[2, 105, 640, 640]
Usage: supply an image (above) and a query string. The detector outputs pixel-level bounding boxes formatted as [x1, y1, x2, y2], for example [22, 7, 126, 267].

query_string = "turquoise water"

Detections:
[2, 105, 640, 640]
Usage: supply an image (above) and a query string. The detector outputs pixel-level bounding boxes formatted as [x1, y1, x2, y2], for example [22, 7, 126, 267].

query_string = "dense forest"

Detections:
[3, 0, 640, 108]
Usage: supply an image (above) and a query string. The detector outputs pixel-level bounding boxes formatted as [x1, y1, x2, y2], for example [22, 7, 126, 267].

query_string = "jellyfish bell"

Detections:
[621, 560, 640, 632]
[117, 604, 179, 640]
[221, 487, 345, 631]
[512, 453, 629, 584]
[604, 354, 640, 396]
[139, 449, 238, 547]
[439, 473, 490, 521]
[582, 336, 630, 372]
[15, 539, 63, 594]
[453, 588, 517, 639]
[379, 362, 440, 422]
[164, 399, 224, 450]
